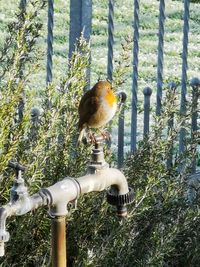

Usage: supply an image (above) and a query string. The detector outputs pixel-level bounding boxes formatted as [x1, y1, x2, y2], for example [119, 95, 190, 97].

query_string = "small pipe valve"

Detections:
[8, 161, 28, 203]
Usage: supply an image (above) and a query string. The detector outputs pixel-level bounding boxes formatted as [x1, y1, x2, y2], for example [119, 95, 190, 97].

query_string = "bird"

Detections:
[77, 80, 117, 145]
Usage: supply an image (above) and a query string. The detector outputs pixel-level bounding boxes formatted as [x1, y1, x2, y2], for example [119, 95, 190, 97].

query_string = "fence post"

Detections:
[46, 0, 54, 85]
[143, 87, 152, 138]
[29, 107, 41, 142]
[167, 82, 177, 169]
[107, 0, 114, 81]
[69, 1, 82, 59]
[82, 0, 92, 90]
[69, 0, 92, 90]
[156, 0, 165, 115]
[117, 92, 127, 169]
[190, 77, 200, 173]
[69, 0, 92, 58]
[117, 107, 125, 169]
[131, 0, 140, 153]
[179, 0, 190, 154]
[17, 0, 27, 122]
[19, 0, 26, 10]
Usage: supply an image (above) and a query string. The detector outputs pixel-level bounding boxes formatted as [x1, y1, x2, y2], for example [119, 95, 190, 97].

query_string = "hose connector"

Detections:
[107, 187, 134, 217]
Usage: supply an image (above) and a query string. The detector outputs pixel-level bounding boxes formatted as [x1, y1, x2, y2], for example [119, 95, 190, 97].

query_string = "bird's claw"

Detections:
[100, 130, 111, 142]
[83, 131, 111, 145]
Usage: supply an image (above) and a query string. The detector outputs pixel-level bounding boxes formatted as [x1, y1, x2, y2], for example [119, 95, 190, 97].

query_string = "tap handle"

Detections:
[8, 161, 26, 178]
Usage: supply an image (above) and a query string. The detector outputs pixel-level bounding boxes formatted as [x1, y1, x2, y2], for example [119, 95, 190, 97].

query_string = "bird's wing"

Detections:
[78, 94, 100, 128]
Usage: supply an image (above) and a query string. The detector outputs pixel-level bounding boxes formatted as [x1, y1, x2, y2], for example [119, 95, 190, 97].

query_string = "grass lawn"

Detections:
[0, 0, 199, 149]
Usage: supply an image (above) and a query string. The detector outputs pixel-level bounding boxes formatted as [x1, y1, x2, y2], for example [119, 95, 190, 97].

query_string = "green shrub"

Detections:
[66, 84, 200, 267]
[0, 1, 91, 265]
[0, 1, 200, 267]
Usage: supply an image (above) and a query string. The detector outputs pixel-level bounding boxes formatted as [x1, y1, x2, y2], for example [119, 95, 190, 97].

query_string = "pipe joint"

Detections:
[41, 177, 80, 217]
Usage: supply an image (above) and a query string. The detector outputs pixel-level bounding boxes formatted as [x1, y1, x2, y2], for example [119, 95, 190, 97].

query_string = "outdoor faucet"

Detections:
[0, 161, 48, 256]
[0, 138, 134, 266]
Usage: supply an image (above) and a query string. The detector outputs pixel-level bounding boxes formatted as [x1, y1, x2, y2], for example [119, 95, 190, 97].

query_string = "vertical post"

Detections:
[143, 87, 152, 138]
[69, 0, 82, 59]
[156, 0, 165, 115]
[107, 0, 114, 81]
[46, 0, 54, 85]
[118, 108, 125, 169]
[51, 216, 67, 267]
[69, 0, 92, 89]
[117, 92, 127, 169]
[82, 0, 92, 90]
[69, 0, 92, 56]
[167, 82, 177, 169]
[27, 107, 41, 145]
[81, 0, 92, 42]
[179, 0, 190, 154]
[17, 0, 27, 123]
[131, 0, 140, 153]
[190, 77, 200, 173]
[19, 0, 26, 10]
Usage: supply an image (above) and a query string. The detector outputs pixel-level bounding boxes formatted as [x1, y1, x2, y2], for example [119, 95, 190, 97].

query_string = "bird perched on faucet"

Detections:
[77, 80, 118, 145]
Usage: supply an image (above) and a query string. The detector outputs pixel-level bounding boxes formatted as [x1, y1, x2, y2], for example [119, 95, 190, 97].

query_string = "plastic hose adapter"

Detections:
[107, 187, 134, 217]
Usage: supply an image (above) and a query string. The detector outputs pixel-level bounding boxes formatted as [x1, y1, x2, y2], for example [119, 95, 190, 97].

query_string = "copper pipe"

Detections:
[51, 216, 67, 267]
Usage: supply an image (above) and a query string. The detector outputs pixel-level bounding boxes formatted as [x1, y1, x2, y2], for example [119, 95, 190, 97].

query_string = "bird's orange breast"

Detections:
[105, 90, 117, 107]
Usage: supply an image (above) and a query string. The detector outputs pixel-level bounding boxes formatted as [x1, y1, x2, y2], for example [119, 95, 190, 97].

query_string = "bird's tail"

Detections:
[77, 128, 85, 146]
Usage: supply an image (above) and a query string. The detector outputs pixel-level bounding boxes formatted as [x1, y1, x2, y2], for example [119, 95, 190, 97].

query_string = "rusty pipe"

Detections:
[51, 216, 66, 267]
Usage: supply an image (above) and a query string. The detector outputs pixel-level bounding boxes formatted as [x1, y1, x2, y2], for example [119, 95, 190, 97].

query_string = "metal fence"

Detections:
[20, 0, 200, 171]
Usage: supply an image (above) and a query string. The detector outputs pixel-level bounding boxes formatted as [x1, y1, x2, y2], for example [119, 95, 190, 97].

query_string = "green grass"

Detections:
[0, 0, 199, 146]
[0, 0, 199, 92]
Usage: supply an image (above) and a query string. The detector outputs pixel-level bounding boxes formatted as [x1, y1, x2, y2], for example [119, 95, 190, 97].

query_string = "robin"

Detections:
[77, 80, 117, 145]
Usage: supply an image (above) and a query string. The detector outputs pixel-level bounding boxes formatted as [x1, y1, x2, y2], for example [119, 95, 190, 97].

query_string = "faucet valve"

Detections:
[107, 187, 134, 217]
[8, 161, 28, 203]
[87, 136, 109, 173]
[8, 161, 26, 173]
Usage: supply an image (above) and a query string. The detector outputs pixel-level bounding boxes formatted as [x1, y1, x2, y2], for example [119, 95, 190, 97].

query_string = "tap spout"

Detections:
[76, 168, 129, 195]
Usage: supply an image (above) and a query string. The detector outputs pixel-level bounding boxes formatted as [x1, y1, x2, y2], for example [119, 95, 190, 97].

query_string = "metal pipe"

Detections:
[0, 156, 130, 260]
[42, 167, 129, 217]
[77, 168, 129, 196]
[0, 192, 47, 256]
[0, 208, 9, 257]
[42, 177, 80, 217]
[51, 216, 66, 267]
